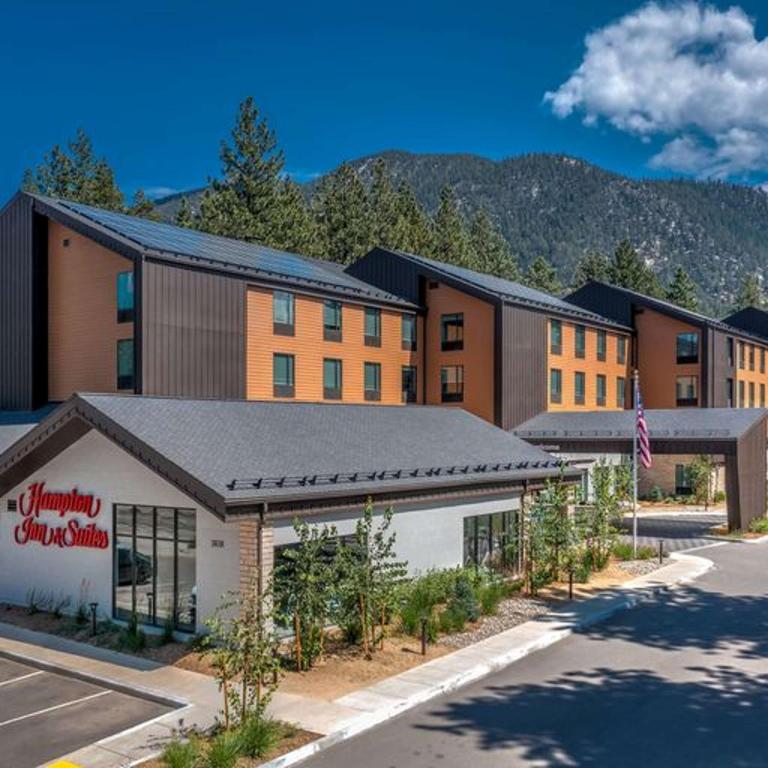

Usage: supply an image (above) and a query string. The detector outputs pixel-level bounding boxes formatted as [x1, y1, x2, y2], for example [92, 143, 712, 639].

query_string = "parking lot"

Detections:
[619, 511, 727, 553]
[0, 655, 175, 768]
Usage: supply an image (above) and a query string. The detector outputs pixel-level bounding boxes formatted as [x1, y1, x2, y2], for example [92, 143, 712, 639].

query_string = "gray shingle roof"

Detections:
[32, 195, 414, 308]
[377, 249, 630, 329]
[72, 395, 563, 505]
[514, 408, 767, 440]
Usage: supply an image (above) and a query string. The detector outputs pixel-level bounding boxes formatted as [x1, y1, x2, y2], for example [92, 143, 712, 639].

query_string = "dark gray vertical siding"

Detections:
[141, 261, 246, 399]
[726, 420, 767, 530]
[0, 195, 45, 410]
[346, 248, 421, 304]
[499, 304, 547, 429]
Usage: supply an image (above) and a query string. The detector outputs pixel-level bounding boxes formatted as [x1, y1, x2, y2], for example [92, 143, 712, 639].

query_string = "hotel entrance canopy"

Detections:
[514, 408, 768, 531]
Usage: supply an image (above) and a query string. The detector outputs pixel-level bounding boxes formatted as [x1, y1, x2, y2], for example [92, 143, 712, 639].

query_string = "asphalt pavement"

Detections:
[299, 540, 768, 768]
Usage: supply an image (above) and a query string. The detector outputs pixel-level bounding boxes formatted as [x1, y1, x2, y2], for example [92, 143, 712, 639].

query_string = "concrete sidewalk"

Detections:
[0, 550, 714, 768]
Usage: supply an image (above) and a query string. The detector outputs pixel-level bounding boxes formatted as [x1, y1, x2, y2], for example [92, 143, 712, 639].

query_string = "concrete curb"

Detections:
[256, 550, 714, 768]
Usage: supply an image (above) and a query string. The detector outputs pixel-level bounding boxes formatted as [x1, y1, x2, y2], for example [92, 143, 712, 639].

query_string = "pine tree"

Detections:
[127, 189, 156, 219]
[433, 186, 473, 268]
[175, 197, 195, 228]
[666, 266, 699, 311]
[608, 240, 663, 297]
[313, 163, 373, 264]
[469, 211, 521, 281]
[735, 274, 764, 309]
[273, 179, 319, 255]
[197, 97, 286, 245]
[525, 255, 562, 295]
[369, 158, 399, 248]
[390, 182, 434, 255]
[573, 250, 610, 288]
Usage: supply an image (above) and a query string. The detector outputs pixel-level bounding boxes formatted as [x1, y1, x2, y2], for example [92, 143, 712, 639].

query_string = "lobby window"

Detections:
[596, 330, 606, 361]
[402, 314, 417, 351]
[617, 377, 626, 408]
[116, 271, 134, 323]
[550, 368, 562, 404]
[441, 313, 464, 351]
[596, 374, 606, 407]
[273, 291, 295, 336]
[727, 337, 734, 367]
[323, 358, 342, 400]
[750, 382, 756, 408]
[676, 375, 698, 407]
[617, 336, 627, 365]
[114, 505, 197, 631]
[550, 320, 562, 355]
[364, 362, 381, 401]
[273, 353, 295, 398]
[117, 339, 134, 390]
[762, 383, 766, 408]
[727, 378, 734, 408]
[676, 332, 699, 364]
[463, 510, 519, 571]
[675, 465, 693, 496]
[323, 300, 342, 342]
[441, 365, 464, 403]
[575, 325, 586, 359]
[402, 366, 417, 403]
[364, 307, 381, 347]
[739, 380, 745, 407]
[574, 371, 585, 405]
[738, 341, 745, 369]
[749, 345, 755, 371]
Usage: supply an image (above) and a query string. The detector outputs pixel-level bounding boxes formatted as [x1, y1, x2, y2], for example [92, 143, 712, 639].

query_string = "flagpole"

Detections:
[632, 368, 639, 558]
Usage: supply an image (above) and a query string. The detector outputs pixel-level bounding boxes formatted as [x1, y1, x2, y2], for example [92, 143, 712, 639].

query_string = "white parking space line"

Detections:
[0, 689, 111, 728]
[0, 670, 44, 688]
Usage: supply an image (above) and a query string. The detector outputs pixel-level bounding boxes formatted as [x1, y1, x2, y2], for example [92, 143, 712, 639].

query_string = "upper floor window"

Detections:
[596, 330, 606, 362]
[117, 272, 134, 324]
[617, 336, 627, 365]
[550, 320, 562, 355]
[441, 313, 464, 351]
[402, 314, 417, 351]
[364, 307, 381, 347]
[761, 348, 766, 374]
[761, 383, 766, 408]
[727, 337, 734, 367]
[273, 291, 295, 336]
[750, 381, 756, 408]
[617, 377, 626, 409]
[574, 325, 586, 359]
[116, 339, 134, 390]
[738, 341, 746, 369]
[323, 358, 342, 400]
[441, 365, 464, 403]
[739, 380, 745, 407]
[402, 366, 418, 403]
[676, 332, 699, 364]
[323, 300, 342, 342]
[574, 371, 585, 405]
[364, 362, 381, 401]
[550, 368, 562, 404]
[596, 374, 607, 406]
[273, 353, 295, 397]
[749, 344, 755, 371]
[676, 375, 698, 407]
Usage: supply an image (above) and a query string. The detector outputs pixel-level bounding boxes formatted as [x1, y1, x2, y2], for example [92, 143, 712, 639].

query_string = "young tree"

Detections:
[579, 459, 618, 571]
[433, 186, 473, 268]
[666, 266, 699, 310]
[688, 455, 715, 509]
[572, 250, 610, 288]
[470, 211, 521, 281]
[735, 274, 764, 309]
[608, 240, 663, 297]
[525, 255, 563, 295]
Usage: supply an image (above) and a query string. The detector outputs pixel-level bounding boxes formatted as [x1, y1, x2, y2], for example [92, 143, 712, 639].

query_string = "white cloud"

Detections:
[544, 2, 768, 178]
[143, 186, 181, 199]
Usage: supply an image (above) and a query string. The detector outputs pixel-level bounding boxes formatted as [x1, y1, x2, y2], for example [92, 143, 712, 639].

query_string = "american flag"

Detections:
[636, 384, 652, 469]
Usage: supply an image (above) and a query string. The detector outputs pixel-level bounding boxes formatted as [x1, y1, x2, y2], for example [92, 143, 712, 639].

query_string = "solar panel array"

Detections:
[57, 200, 409, 303]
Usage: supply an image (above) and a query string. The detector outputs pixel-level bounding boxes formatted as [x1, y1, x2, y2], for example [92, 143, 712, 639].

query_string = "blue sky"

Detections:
[2, 0, 767, 202]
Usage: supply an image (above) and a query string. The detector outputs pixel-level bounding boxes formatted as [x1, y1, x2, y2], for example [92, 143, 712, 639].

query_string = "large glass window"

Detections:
[550, 368, 562, 404]
[676, 332, 699, 364]
[273, 353, 295, 397]
[463, 510, 520, 572]
[676, 375, 698, 407]
[364, 307, 381, 346]
[575, 325, 586, 359]
[596, 374, 606, 406]
[440, 313, 464, 351]
[596, 330, 606, 361]
[441, 365, 464, 402]
[675, 465, 693, 496]
[117, 339, 134, 390]
[117, 271, 134, 323]
[364, 362, 381, 401]
[114, 505, 196, 632]
[574, 371, 585, 405]
[273, 291, 295, 335]
[402, 314, 417, 351]
[402, 365, 417, 403]
[550, 320, 562, 355]
[323, 358, 342, 400]
[323, 300, 342, 342]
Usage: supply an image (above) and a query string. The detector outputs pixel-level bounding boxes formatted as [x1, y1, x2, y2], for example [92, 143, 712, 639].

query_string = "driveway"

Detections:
[0, 656, 174, 768]
[619, 510, 726, 552]
[300, 541, 768, 768]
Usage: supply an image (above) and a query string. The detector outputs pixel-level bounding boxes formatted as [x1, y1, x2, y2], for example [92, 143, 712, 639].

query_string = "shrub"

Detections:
[713, 490, 726, 504]
[236, 716, 282, 759]
[748, 517, 768, 534]
[450, 576, 480, 623]
[161, 739, 200, 768]
[438, 604, 467, 633]
[204, 730, 241, 768]
[613, 542, 656, 561]
[118, 614, 147, 652]
[650, 486, 664, 503]
[477, 580, 506, 616]
[571, 552, 592, 583]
